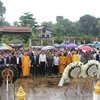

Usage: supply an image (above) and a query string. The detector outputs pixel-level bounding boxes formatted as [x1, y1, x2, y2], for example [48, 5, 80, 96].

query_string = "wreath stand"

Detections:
[64, 78, 84, 100]
[0, 67, 14, 100]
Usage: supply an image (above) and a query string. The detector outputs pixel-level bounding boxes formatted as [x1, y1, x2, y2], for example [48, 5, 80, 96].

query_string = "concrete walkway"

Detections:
[0, 77, 94, 100]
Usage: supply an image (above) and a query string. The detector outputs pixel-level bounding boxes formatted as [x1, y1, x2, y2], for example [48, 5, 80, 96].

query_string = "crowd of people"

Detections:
[0, 47, 99, 78]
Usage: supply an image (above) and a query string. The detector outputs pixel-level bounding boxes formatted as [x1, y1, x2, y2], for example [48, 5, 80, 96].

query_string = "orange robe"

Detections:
[22, 56, 30, 76]
[66, 55, 72, 65]
[59, 56, 66, 74]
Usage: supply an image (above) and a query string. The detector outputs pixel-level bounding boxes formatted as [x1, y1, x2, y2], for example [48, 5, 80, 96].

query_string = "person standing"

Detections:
[80, 52, 88, 64]
[22, 52, 31, 77]
[66, 52, 72, 65]
[59, 53, 66, 74]
[6, 52, 14, 64]
[31, 52, 39, 76]
[72, 51, 79, 62]
[0, 55, 4, 65]
[47, 52, 53, 76]
[15, 53, 22, 77]
[53, 53, 59, 75]
[39, 51, 47, 76]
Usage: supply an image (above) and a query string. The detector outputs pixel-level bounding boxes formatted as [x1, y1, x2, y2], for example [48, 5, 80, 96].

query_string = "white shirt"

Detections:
[39, 54, 46, 64]
[17, 57, 19, 64]
[53, 56, 59, 65]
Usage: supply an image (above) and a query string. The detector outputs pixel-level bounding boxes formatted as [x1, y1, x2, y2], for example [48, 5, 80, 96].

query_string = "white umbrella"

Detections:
[0, 47, 11, 50]
[41, 46, 55, 50]
[53, 43, 60, 47]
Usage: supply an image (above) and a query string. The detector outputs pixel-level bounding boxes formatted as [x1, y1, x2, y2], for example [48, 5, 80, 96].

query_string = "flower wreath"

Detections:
[58, 62, 83, 86]
[81, 60, 100, 78]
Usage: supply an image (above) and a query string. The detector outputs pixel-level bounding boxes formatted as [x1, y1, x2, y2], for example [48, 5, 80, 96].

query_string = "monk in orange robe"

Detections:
[66, 52, 72, 65]
[22, 52, 31, 76]
[59, 53, 66, 74]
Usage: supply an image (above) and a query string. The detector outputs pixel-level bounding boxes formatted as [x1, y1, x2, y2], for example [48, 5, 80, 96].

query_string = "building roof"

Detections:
[36, 26, 44, 30]
[46, 30, 52, 34]
[0, 26, 32, 33]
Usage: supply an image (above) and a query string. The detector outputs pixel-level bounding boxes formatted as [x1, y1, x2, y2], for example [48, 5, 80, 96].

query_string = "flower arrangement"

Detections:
[58, 61, 83, 86]
[80, 60, 100, 78]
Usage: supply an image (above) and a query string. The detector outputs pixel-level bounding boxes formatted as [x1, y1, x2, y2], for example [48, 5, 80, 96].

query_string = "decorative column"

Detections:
[41, 39, 43, 46]
[16, 86, 26, 100]
[52, 39, 54, 45]
[93, 80, 100, 100]
[29, 38, 31, 48]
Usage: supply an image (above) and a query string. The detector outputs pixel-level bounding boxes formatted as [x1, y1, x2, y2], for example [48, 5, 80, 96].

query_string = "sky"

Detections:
[1, 0, 100, 25]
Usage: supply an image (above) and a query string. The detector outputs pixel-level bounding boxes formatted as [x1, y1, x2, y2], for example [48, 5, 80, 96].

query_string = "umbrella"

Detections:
[41, 46, 55, 50]
[86, 43, 96, 48]
[53, 43, 60, 47]
[0, 46, 13, 50]
[80, 46, 93, 51]
[0, 43, 7, 47]
[77, 45, 85, 49]
[58, 43, 67, 48]
[96, 42, 100, 48]
[75, 44, 85, 50]
[66, 43, 78, 48]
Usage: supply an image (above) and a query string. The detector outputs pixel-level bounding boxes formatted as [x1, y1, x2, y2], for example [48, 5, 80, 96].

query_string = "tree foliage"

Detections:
[0, 1, 6, 27]
[76, 15, 98, 35]
[19, 12, 37, 28]
[18, 12, 38, 43]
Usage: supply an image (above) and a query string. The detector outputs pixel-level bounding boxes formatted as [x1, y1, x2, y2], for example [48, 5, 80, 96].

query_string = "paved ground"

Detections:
[0, 76, 96, 100]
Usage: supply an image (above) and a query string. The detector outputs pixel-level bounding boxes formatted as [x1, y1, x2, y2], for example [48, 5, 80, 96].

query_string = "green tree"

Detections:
[19, 12, 37, 28]
[0, 0, 6, 27]
[19, 12, 38, 43]
[13, 21, 20, 26]
[81, 34, 93, 43]
[54, 19, 75, 37]
[76, 15, 98, 35]
[41, 21, 54, 31]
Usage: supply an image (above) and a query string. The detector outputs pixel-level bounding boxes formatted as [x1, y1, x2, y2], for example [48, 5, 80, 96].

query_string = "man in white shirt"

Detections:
[15, 53, 22, 77]
[39, 51, 47, 76]
[53, 52, 59, 75]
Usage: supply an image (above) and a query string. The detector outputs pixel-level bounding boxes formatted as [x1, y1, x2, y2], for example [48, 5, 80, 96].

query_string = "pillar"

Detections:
[29, 38, 31, 48]
[41, 39, 43, 46]
[52, 39, 54, 45]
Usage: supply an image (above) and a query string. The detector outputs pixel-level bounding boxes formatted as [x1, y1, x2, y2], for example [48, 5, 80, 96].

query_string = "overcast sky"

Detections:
[1, 0, 100, 25]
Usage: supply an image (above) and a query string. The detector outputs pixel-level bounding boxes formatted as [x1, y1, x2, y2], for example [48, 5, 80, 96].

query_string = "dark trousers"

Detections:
[53, 65, 58, 75]
[47, 66, 52, 75]
[16, 64, 21, 77]
[32, 64, 37, 76]
[40, 62, 45, 76]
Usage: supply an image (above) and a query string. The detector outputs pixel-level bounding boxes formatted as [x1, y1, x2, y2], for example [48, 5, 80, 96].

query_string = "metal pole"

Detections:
[6, 73, 9, 100]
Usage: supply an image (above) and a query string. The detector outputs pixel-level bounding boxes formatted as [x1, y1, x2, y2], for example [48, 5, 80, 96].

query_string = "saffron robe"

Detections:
[59, 56, 66, 74]
[66, 55, 72, 65]
[22, 56, 30, 76]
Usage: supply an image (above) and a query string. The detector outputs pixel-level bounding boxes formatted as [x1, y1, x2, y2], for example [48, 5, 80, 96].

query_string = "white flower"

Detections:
[59, 61, 83, 86]
[84, 60, 100, 78]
